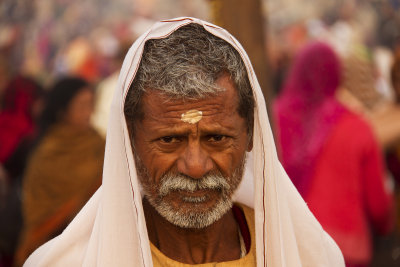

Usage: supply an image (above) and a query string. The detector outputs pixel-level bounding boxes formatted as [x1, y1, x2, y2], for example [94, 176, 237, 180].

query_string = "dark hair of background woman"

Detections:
[34, 76, 90, 147]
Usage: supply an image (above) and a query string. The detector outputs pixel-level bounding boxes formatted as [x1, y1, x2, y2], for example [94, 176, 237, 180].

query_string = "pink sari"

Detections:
[273, 42, 347, 197]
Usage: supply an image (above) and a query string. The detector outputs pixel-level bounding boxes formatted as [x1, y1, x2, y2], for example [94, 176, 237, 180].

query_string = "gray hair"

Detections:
[124, 23, 254, 136]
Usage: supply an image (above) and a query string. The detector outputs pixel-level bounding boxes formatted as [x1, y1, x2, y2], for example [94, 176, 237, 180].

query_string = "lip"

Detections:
[178, 189, 210, 197]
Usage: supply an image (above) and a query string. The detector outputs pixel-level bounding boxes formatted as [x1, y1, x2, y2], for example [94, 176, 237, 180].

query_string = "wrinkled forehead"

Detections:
[123, 19, 255, 130]
[139, 76, 240, 120]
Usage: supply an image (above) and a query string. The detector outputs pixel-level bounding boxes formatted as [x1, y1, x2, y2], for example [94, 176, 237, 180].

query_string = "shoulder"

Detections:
[335, 110, 377, 144]
[339, 110, 371, 131]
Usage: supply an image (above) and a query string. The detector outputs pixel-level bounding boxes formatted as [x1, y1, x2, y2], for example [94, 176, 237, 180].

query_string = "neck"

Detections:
[142, 198, 241, 264]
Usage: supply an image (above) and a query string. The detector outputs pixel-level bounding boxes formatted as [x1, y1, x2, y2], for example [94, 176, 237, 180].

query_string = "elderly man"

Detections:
[24, 18, 344, 267]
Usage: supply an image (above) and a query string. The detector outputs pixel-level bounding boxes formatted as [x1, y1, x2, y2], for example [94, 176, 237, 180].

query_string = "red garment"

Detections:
[0, 111, 34, 163]
[273, 41, 393, 265]
[305, 111, 394, 265]
[0, 76, 41, 163]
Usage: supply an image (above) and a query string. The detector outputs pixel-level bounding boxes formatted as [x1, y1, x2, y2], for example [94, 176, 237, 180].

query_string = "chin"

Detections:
[152, 192, 233, 229]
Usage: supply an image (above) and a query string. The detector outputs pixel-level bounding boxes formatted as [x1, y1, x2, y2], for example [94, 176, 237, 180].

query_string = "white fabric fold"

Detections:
[25, 17, 344, 267]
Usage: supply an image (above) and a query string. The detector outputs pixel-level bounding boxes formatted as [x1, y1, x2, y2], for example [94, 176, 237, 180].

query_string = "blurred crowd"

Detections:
[269, 1, 400, 267]
[0, 1, 209, 266]
[0, 75, 105, 267]
[1, 0, 400, 267]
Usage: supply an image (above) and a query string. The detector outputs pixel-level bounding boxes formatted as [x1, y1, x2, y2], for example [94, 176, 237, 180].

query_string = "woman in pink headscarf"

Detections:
[273, 41, 394, 267]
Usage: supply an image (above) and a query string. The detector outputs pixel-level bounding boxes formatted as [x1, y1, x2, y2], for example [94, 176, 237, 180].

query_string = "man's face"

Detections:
[132, 74, 251, 228]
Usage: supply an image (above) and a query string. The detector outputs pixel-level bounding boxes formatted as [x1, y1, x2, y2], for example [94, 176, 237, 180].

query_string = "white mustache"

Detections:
[158, 172, 231, 197]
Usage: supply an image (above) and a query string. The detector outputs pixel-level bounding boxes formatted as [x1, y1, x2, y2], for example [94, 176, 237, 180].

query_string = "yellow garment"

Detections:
[15, 124, 105, 266]
[150, 204, 256, 267]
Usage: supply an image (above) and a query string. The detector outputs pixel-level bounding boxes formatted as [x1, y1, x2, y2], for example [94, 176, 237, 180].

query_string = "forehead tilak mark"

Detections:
[181, 109, 203, 124]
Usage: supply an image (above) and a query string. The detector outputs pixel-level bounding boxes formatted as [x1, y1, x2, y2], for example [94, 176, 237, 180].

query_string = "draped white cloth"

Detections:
[25, 17, 345, 267]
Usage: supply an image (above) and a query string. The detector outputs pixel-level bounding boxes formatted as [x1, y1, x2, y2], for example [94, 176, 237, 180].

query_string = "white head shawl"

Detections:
[25, 17, 344, 267]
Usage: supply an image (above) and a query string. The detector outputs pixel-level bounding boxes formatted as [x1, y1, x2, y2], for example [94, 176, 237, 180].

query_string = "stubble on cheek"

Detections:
[134, 154, 159, 202]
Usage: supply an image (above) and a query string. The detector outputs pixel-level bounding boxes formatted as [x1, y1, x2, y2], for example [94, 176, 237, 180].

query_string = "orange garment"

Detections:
[15, 123, 104, 266]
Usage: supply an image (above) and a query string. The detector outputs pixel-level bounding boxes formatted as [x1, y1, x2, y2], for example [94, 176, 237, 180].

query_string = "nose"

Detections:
[177, 141, 213, 179]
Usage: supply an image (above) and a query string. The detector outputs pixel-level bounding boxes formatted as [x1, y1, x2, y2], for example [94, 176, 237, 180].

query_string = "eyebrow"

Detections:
[151, 123, 237, 137]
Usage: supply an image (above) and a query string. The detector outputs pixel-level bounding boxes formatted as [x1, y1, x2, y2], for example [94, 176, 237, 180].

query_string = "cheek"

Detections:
[78, 102, 93, 121]
[134, 142, 179, 184]
[210, 150, 244, 177]
[213, 138, 248, 176]
[66, 103, 93, 126]
[149, 155, 177, 180]
[134, 154, 160, 198]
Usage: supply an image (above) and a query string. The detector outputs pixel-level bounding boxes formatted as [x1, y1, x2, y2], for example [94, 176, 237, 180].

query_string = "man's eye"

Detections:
[208, 135, 226, 142]
[159, 136, 180, 143]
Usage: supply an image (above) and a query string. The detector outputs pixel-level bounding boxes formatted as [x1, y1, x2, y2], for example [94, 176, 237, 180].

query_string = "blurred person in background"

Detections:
[0, 55, 12, 108]
[91, 41, 132, 137]
[375, 52, 400, 266]
[387, 53, 400, 187]
[336, 46, 400, 151]
[339, 49, 384, 111]
[0, 76, 43, 167]
[0, 76, 43, 267]
[14, 77, 105, 266]
[334, 44, 400, 267]
[273, 41, 394, 267]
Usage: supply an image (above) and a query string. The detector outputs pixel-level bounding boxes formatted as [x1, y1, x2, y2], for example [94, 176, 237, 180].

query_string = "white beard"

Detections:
[136, 156, 246, 229]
